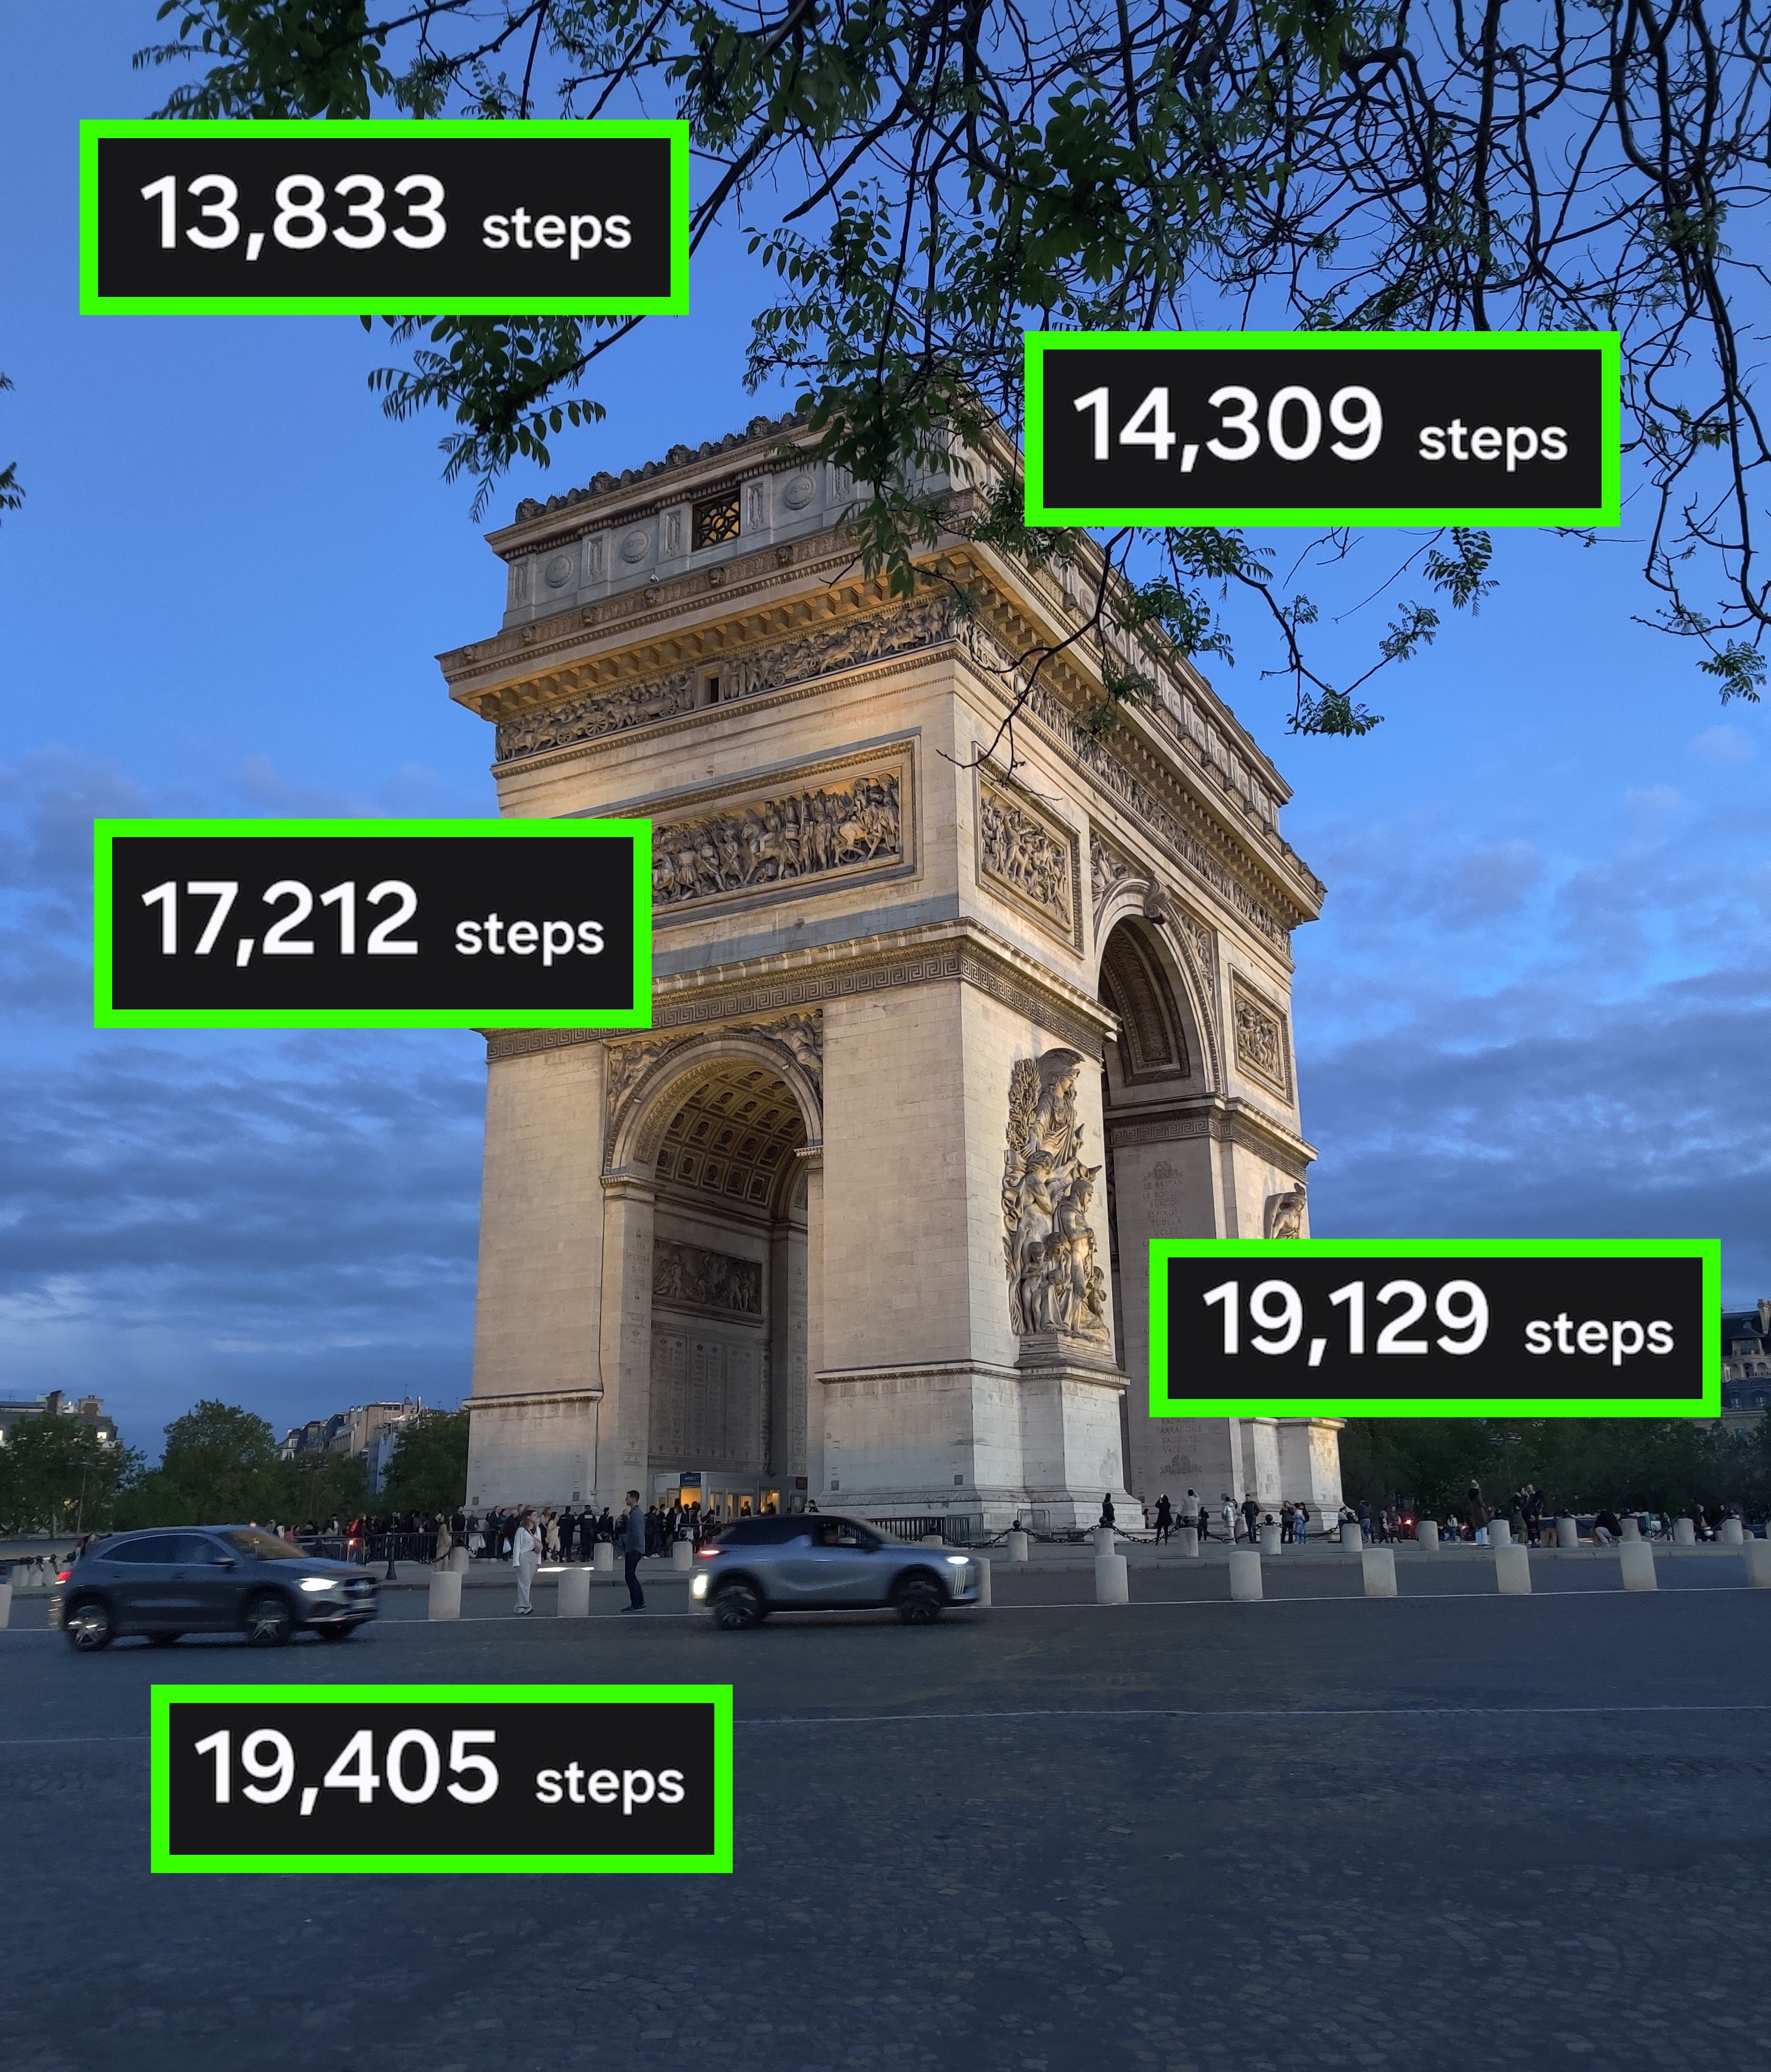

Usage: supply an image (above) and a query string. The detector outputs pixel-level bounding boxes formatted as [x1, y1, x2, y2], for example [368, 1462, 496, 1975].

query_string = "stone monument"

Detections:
[442, 412, 1344, 1534]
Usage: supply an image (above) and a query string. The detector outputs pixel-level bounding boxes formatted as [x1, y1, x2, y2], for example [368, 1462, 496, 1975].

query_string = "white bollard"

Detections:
[1094, 1553, 1129, 1604]
[1489, 1519, 1512, 1549]
[672, 1538, 694, 1573]
[449, 1544, 470, 1574]
[1555, 1516, 1579, 1549]
[1361, 1548, 1397, 1598]
[1177, 1525, 1199, 1558]
[1342, 1521, 1364, 1551]
[1229, 1548, 1263, 1602]
[1620, 1514, 1641, 1542]
[1619, 1541, 1657, 1592]
[557, 1566, 591, 1616]
[1007, 1530, 1030, 1563]
[1415, 1519, 1439, 1553]
[0, 1581, 11, 1630]
[1672, 1517, 1697, 1547]
[1720, 1517, 1744, 1546]
[1495, 1546, 1533, 1594]
[1260, 1522, 1283, 1557]
[1745, 1539, 1771, 1589]
[592, 1540, 615, 1572]
[1093, 1525, 1118, 1554]
[973, 1557, 991, 1609]
[427, 1570, 463, 1621]
[922, 1532, 945, 1546]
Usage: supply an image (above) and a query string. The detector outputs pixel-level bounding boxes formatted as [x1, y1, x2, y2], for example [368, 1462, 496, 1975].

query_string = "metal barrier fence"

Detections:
[298, 1531, 437, 1566]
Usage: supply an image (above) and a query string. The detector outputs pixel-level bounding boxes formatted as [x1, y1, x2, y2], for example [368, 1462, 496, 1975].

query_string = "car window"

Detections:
[813, 1519, 878, 1548]
[174, 1534, 234, 1565]
[719, 1517, 807, 1546]
[221, 1528, 305, 1561]
[104, 1535, 182, 1564]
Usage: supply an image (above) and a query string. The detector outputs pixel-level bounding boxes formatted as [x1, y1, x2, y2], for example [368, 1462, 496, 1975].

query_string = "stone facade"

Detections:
[447, 410, 1342, 1532]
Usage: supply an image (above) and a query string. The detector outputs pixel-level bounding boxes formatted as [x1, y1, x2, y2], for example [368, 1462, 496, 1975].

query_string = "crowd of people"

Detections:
[457, 1495, 776, 1564]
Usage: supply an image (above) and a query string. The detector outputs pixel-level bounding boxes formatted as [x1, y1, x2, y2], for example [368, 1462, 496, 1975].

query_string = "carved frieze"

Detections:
[978, 775, 1078, 946]
[603, 1034, 686, 1128]
[1231, 975, 1292, 1099]
[652, 1238, 763, 1316]
[494, 593, 955, 764]
[654, 772, 903, 910]
[1089, 828, 1136, 927]
[728, 1012, 823, 1093]
[1002, 1051, 1110, 1344]
[1264, 1191, 1307, 1240]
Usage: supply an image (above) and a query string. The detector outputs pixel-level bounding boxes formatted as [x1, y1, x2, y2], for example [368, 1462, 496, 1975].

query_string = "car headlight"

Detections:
[945, 1555, 971, 1568]
[299, 1577, 341, 1593]
[690, 1574, 708, 1600]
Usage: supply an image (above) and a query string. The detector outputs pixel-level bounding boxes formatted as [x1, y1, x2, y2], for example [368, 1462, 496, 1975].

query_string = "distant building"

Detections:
[1720, 1300, 1771, 1426]
[279, 1398, 423, 1494]
[0, 1390, 117, 1448]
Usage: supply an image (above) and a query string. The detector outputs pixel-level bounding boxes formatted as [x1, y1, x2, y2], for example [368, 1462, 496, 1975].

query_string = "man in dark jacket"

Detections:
[1154, 1495, 1172, 1544]
[621, 1490, 647, 1613]
[1241, 1493, 1261, 1544]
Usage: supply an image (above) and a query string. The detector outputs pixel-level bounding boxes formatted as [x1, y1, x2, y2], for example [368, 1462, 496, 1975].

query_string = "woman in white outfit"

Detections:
[512, 1508, 539, 1615]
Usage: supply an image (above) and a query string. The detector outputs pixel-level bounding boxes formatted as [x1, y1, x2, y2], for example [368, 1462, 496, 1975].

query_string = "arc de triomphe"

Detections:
[443, 411, 1345, 1534]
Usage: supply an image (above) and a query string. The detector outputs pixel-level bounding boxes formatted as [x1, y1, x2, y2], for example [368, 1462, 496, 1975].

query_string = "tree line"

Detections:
[0, 1399, 469, 1539]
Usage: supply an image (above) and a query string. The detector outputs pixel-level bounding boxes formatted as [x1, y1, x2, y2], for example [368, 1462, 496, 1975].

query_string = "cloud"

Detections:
[1692, 725, 1756, 766]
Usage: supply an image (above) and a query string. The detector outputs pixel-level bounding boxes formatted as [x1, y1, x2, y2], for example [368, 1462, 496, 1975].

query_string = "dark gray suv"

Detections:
[51, 1527, 378, 1651]
[689, 1513, 983, 1627]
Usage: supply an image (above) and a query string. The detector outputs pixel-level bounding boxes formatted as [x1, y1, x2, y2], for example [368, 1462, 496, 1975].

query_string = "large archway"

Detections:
[628, 1053, 813, 1521]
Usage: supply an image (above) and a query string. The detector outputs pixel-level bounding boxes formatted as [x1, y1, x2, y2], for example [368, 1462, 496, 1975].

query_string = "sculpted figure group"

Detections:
[1002, 1050, 1110, 1342]
[653, 773, 901, 905]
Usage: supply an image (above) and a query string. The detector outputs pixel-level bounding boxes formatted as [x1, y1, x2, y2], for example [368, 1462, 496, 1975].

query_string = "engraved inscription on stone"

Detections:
[653, 773, 901, 907]
[979, 779, 1075, 939]
[653, 1238, 763, 1315]
[1002, 1051, 1110, 1342]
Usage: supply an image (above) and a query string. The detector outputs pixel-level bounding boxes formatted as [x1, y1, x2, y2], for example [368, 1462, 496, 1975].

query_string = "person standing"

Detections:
[621, 1490, 647, 1613]
[1099, 1492, 1116, 1532]
[511, 1509, 539, 1616]
[1241, 1493, 1261, 1545]
[1154, 1494, 1172, 1545]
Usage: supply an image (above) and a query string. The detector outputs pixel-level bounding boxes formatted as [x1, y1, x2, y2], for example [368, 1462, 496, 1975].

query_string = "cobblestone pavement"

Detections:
[7, 1591, 1770, 2072]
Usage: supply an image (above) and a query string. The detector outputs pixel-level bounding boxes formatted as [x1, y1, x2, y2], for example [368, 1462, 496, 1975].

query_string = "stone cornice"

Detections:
[482, 915, 1120, 1065]
[1104, 1094, 1317, 1175]
[463, 1387, 604, 1410]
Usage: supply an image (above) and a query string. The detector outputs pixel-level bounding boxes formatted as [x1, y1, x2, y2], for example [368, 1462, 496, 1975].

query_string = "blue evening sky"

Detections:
[2, 9, 1766, 1458]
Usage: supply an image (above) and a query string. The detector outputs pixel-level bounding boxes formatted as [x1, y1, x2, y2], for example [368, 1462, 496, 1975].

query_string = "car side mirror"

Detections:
[217, 1557, 236, 1569]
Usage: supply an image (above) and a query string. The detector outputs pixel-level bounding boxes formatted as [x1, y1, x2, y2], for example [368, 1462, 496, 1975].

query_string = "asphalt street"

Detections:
[6, 1579, 1770, 2072]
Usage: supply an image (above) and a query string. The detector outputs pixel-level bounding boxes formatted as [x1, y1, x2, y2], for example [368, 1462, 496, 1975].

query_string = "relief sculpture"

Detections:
[653, 1238, 763, 1315]
[1232, 981, 1289, 1093]
[653, 773, 901, 907]
[1002, 1051, 1110, 1342]
[980, 782, 1074, 932]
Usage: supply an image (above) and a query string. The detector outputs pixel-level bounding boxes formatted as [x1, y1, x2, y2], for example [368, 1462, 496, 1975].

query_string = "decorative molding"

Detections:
[653, 769, 903, 913]
[728, 1012, 822, 1094]
[1231, 973, 1293, 1100]
[652, 1238, 763, 1316]
[977, 770, 1080, 947]
[1103, 1098, 1313, 1178]
[1089, 827, 1136, 929]
[465, 1387, 603, 1411]
[1002, 1051, 1111, 1344]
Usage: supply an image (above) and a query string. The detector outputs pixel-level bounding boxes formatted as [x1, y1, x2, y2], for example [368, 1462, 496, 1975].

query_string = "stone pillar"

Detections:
[1619, 1541, 1656, 1591]
[1416, 1519, 1439, 1553]
[672, 1538, 694, 1573]
[1276, 1418, 1345, 1524]
[592, 1540, 614, 1573]
[558, 1567, 591, 1616]
[1229, 1548, 1263, 1600]
[1489, 1518, 1512, 1549]
[1495, 1547, 1533, 1594]
[1007, 1529, 1030, 1561]
[1720, 1517, 1744, 1546]
[802, 1154, 827, 1499]
[1260, 1521, 1282, 1556]
[1362, 1548, 1397, 1598]
[1177, 1525, 1198, 1558]
[1672, 1517, 1696, 1546]
[1094, 1551, 1129, 1604]
[1620, 1514, 1641, 1541]
[427, 1571, 462, 1620]
[1556, 1516, 1579, 1549]
[973, 1557, 992, 1608]
[599, 1171, 658, 1508]
[448, 1544, 469, 1574]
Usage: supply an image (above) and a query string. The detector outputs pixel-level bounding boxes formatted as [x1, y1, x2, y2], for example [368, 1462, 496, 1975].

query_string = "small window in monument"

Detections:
[693, 490, 741, 548]
[702, 673, 720, 705]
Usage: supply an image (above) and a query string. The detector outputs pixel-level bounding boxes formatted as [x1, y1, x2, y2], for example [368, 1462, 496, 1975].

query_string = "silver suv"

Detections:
[690, 1514, 982, 1627]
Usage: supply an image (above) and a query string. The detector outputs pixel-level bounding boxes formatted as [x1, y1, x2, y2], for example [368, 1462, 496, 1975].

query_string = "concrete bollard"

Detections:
[557, 1566, 591, 1616]
[1619, 1541, 1657, 1591]
[0, 1581, 11, 1630]
[1489, 1519, 1512, 1549]
[1342, 1521, 1364, 1551]
[427, 1570, 463, 1621]
[1620, 1514, 1641, 1541]
[1361, 1547, 1397, 1598]
[1177, 1525, 1199, 1558]
[1672, 1517, 1697, 1546]
[1093, 1525, 1118, 1555]
[973, 1557, 991, 1609]
[1229, 1548, 1263, 1602]
[592, 1541, 615, 1572]
[672, 1538, 694, 1573]
[449, 1544, 470, 1574]
[1745, 1539, 1771, 1589]
[1495, 1547, 1533, 1594]
[1720, 1517, 1744, 1546]
[1007, 1530, 1030, 1563]
[1415, 1519, 1439, 1553]
[1094, 1553, 1129, 1604]
[1260, 1522, 1283, 1557]
[1556, 1517, 1579, 1549]
[922, 1532, 945, 1545]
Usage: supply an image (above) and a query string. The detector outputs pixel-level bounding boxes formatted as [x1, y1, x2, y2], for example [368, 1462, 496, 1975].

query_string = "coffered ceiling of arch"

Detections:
[1099, 922, 1190, 1086]
[653, 1063, 806, 1212]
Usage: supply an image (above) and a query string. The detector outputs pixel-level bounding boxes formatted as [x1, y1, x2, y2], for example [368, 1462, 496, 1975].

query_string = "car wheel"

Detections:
[316, 1623, 355, 1643]
[64, 1598, 113, 1652]
[710, 1580, 766, 1630]
[243, 1591, 294, 1647]
[894, 1576, 945, 1625]
[148, 1632, 182, 1648]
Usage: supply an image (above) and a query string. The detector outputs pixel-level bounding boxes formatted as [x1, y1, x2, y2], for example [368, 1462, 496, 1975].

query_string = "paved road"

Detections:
[8, 1589, 1771, 2071]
